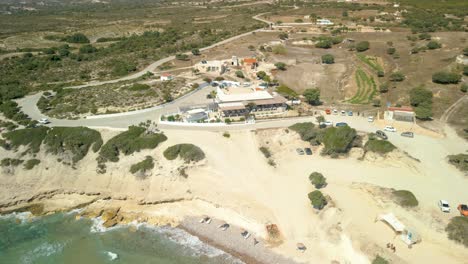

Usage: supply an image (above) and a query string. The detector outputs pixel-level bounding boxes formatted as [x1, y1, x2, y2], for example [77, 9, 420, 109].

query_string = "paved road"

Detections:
[17, 83, 215, 129]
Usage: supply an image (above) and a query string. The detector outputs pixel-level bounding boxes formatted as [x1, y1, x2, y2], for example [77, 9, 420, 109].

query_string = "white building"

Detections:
[196, 60, 227, 74]
[316, 19, 334, 26]
[160, 73, 174, 81]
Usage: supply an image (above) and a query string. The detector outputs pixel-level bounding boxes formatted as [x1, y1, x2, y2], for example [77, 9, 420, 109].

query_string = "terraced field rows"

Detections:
[348, 68, 377, 104]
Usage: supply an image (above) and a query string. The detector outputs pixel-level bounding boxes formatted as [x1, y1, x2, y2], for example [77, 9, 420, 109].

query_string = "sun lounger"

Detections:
[296, 243, 307, 251]
[218, 223, 230, 231]
[241, 230, 251, 239]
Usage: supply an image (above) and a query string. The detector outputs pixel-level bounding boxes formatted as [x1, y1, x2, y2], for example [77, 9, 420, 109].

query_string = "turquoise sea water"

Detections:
[0, 211, 241, 264]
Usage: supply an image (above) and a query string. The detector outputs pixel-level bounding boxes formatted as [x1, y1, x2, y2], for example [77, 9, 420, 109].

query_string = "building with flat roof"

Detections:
[385, 106, 415, 122]
[216, 86, 287, 117]
[317, 19, 334, 26]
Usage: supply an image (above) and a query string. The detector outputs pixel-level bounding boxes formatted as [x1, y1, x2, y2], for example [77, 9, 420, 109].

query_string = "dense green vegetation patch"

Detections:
[259, 146, 272, 159]
[372, 255, 389, 264]
[163, 144, 205, 163]
[321, 126, 357, 156]
[445, 216, 468, 247]
[24, 159, 41, 170]
[447, 153, 468, 172]
[43, 127, 103, 163]
[392, 190, 419, 207]
[99, 126, 167, 162]
[308, 190, 327, 210]
[309, 172, 327, 189]
[289, 122, 321, 145]
[410, 86, 433, 120]
[276, 85, 298, 99]
[1, 158, 24, 167]
[365, 137, 396, 154]
[130, 156, 154, 175]
[2, 126, 49, 153]
[356, 54, 383, 73]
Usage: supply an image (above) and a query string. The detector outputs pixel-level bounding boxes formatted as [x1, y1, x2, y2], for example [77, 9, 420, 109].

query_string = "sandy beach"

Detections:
[1, 123, 468, 263]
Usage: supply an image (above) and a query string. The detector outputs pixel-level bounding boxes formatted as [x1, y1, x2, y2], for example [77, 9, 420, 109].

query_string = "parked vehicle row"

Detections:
[296, 148, 312, 155]
[438, 200, 468, 216]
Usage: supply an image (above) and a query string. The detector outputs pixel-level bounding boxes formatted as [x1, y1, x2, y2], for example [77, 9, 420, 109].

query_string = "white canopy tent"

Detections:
[377, 213, 421, 246]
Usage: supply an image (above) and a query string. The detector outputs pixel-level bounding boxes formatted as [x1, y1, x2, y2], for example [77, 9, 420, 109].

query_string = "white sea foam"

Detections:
[20, 242, 65, 264]
[106, 251, 119, 261]
[65, 208, 85, 215]
[0, 211, 33, 223]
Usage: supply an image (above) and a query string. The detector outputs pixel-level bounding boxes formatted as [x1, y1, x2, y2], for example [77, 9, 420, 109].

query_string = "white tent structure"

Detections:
[377, 213, 421, 246]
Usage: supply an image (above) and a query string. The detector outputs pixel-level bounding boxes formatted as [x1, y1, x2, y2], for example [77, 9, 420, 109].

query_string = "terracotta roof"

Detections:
[243, 58, 257, 64]
[388, 106, 413, 112]
[161, 73, 172, 76]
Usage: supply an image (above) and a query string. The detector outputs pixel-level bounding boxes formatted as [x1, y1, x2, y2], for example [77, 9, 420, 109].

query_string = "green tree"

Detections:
[235, 70, 245, 78]
[308, 190, 327, 210]
[321, 54, 335, 64]
[387, 47, 396, 55]
[372, 255, 389, 264]
[278, 32, 288, 40]
[64, 33, 90, 43]
[309, 172, 327, 189]
[461, 83, 468, 93]
[191, 48, 201, 55]
[315, 39, 332, 49]
[432, 71, 461, 84]
[426, 41, 441, 49]
[389, 72, 405, 82]
[274, 62, 287, 71]
[79, 44, 97, 54]
[176, 53, 189, 61]
[303, 88, 321, 105]
[356, 41, 370, 52]
[379, 82, 389, 93]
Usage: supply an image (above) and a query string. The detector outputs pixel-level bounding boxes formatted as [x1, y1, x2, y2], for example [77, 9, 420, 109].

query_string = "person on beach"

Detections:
[254, 238, 259, 245]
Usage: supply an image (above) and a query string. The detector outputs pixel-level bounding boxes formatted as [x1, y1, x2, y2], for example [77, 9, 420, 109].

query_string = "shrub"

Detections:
[24, 159, 40, 170]
[445, 216, 468, 247]
[372, 255, 389, 264]
[274, 62, 286, 71]
[176, 53, 189, 61]
[389, 72, 405, 82]
[303, 88, 321, 105]
[235, 70, 245, 78]
[377, 71, 385, 77]
[278, 32, 288, 40]
[99, 126, 167, 162]
[372, 99, 381, 107]
[308, 190, 327, 210]
[272, 45, 286, 55]
[432, 72, 461, 84]
[225, 118, 232, 124]
[63, 33, 90, 43]
[387, 47, 396, 55]
[461, 84, 468, 93]
[276, 85, 298, 99]
[392, 190, 418, 207]
[464, 66, 468, 76]
[365, 138, 396, 154]
[309, 172, 327, 189]
[1, 158, 23, 167]
[191, 48, 200, 55]
[426, 41, 441, 49]
[321, 54, 335, 64]
[289, 123, 321, 144]
[130, 156, 154, 174]
[79, 44, 97, 54]
[321, 126, 357, 155]
[3, 127, 49, 153]
[315, 39, 332, 49]
[259, 146, 272, 159]
[223, 132, 230, 138]
[163, 144, 205, 163]
[356, 41, 370, 52]
[44, 127, 103, 163]
[379, 82, 389, 93]
[418, 33, 431, 40]
[447, 153, 468, 172]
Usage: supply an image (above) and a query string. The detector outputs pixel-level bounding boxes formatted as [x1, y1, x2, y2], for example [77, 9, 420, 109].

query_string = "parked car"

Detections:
[458, 204, 468, 216]
[335, 122, 348, 127]
[333, 109, 338, 115]
[384, 126, 397, 132]
[324, 121, 333, 126]
[325, 109, 331, 115]
[367, 116, 374, 122]
[38, 118, 50, 124]
[304, 148, 312, 155]
[401, 132, 414, 138]
[347, 111, 353, 116]
[340, 110, 346, 116]
[438, 200, 450, 213]
[296, 148, 305, 155]
[376, 130, 388, 140]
